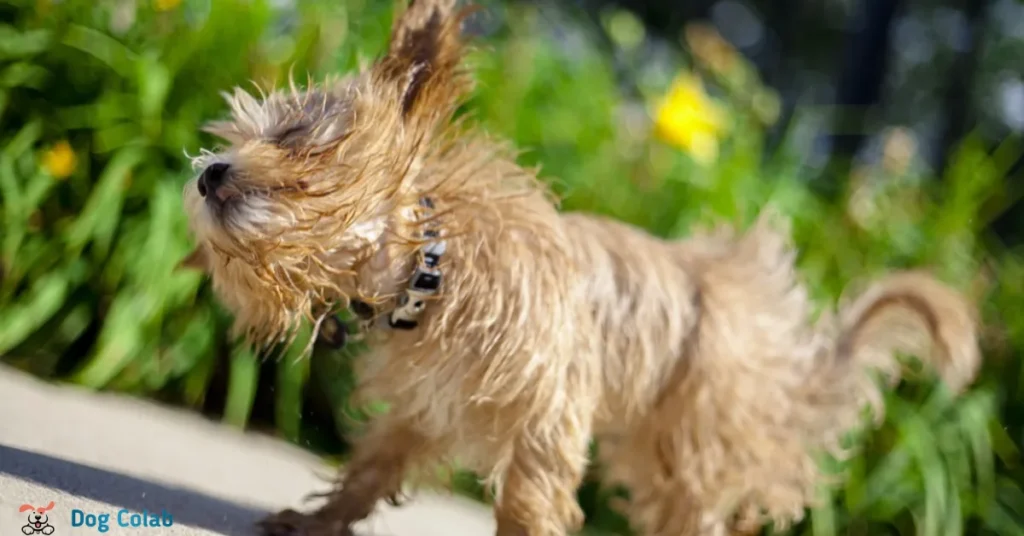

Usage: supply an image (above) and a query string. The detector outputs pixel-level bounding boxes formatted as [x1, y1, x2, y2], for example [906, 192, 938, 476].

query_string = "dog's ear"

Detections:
[19, 505, 34, 513]
[39, 502, 54, 513]
[177, 246, 210, 273]
[375, 0, 475, 123]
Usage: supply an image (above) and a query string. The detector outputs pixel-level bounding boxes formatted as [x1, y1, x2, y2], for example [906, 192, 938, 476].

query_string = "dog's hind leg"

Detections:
[597, 421, 776, 536]
[594, 427, 705, 536]
[258, 420, 431, 536]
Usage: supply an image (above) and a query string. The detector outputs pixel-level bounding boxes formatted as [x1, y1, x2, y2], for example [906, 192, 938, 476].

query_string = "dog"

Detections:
[179, 1, 982, 534]
[20, 502, 55, 535]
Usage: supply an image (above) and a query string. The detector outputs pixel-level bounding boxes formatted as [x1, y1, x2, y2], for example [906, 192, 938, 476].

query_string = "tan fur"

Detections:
[181, 2, 982, 535]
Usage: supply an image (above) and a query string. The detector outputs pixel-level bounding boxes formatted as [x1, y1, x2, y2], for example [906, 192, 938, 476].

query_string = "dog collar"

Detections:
[364, 196, 446, 331]
[317, 197, 445, 348]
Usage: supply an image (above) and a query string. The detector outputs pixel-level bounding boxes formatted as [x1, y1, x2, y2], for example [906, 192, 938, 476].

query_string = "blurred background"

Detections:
[1, 0, 1023, 534]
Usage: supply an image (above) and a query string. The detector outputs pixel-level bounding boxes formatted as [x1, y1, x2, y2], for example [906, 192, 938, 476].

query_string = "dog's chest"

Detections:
[358, 341, 525, 470]
[358, 339, 473, 422]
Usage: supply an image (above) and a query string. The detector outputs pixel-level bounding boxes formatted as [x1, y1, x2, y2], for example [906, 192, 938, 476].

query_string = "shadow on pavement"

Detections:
[0, 444, 268, 536]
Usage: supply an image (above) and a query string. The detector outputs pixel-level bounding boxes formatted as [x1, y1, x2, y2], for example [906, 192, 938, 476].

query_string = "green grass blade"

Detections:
[223, 342, 259, 430]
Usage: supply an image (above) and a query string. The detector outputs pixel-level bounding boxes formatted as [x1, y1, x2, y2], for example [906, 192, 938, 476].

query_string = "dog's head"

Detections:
[20, 502, 54, 526]
[181, 0, 472, 346]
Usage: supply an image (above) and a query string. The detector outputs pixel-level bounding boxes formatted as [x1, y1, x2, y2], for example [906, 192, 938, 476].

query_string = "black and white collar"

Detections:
[317, 197, 445, 349]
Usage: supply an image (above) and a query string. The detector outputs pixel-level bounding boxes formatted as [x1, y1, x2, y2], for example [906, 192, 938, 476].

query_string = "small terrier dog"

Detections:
[180, 1, 982, 534]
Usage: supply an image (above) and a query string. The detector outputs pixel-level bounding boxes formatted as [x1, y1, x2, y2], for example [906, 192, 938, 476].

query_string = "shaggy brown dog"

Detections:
[179, 1, 982, 534]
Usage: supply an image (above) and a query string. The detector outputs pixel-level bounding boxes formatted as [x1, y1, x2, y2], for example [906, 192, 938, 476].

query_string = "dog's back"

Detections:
[561, 213, 702, 428]
[563, 211, 980, 535]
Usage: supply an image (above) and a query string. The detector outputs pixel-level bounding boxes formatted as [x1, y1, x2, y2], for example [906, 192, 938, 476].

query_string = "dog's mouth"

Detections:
[202, 184, 238, 203]
[202, 187, 239, 216]
[198, 183, 307, 220]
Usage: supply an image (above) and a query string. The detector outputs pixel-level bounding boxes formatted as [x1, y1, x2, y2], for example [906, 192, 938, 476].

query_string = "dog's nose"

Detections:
[197, 163, 230, 198]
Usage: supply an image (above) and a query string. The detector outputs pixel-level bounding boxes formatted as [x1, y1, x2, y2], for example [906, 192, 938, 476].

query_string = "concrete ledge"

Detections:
[0, 365, 495, 535]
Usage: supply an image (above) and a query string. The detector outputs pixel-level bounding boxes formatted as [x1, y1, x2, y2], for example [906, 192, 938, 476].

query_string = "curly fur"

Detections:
[180, 1, 982, 535]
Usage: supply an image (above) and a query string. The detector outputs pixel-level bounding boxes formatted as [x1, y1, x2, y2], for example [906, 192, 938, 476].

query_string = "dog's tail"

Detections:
[832, 271, 981, 417]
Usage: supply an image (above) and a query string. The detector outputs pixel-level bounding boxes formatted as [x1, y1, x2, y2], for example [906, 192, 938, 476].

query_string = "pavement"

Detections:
[0, 365, 496, 536]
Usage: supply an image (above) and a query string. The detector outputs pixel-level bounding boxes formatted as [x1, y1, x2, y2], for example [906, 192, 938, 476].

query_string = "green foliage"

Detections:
[1, 1, 1022, 535]
[0, 0, 322, 403]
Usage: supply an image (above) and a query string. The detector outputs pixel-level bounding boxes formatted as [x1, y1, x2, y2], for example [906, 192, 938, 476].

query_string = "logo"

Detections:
[19, 502, 56, 535]
[70, 509, 174, 533]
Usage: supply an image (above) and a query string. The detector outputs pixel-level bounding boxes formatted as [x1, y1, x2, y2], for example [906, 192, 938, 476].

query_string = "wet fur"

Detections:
[181, 1, 982, 534]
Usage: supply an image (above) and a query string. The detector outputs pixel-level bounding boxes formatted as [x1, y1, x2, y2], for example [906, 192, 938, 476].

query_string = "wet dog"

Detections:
[179, 1, 981, 534]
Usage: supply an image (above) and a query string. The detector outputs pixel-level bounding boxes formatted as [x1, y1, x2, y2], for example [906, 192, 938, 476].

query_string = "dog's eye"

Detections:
[277, 125, 306, 148]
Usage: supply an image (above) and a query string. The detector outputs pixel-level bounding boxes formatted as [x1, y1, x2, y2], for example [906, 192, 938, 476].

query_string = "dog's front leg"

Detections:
[493, 422, 590, 536]
[259, 421, 427, 536]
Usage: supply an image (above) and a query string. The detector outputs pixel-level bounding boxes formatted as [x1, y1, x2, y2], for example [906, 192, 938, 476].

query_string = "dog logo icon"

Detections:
[19, 502, 56, 535]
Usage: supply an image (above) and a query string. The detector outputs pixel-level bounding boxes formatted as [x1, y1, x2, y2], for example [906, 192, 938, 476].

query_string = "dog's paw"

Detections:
[256, 509, 353, 536]
[257, 509, 312, 536]
[42, 526, 54, 535]
[21, 526, 33, 535]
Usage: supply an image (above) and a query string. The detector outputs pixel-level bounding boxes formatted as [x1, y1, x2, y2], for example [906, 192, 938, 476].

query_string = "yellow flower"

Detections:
[653, 74, 728, 166]
[154, 0, 181, 12]
[42, 140, 76, 179]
